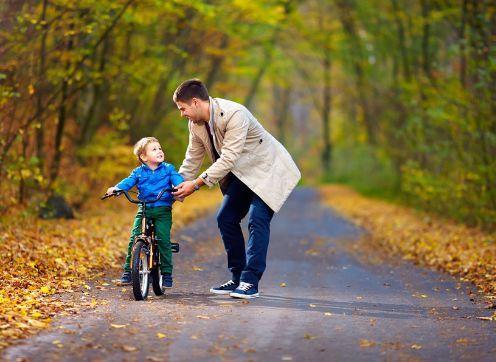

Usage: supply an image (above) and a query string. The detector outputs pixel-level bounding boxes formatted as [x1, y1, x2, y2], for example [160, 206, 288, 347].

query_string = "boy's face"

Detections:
[140, 141, 164, 165]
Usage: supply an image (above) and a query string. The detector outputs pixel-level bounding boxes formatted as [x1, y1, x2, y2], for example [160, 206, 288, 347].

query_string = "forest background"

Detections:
[1, 0, 495, 230]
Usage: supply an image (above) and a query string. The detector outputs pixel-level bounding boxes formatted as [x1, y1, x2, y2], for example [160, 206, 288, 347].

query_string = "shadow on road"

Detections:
[153, 292, 483, 321]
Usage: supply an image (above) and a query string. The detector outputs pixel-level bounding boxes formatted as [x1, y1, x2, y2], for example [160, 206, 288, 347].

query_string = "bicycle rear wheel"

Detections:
[131, 240, 150, 300]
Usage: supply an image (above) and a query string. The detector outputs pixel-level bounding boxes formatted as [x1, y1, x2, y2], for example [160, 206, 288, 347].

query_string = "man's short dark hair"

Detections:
[173, 79, 209, 103]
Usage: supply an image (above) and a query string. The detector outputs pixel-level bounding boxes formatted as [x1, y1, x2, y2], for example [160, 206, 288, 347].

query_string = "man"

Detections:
[172, 79, 301, 299]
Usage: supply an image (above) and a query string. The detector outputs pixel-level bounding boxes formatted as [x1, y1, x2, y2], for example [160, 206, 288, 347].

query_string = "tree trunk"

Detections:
[336, 0, 376, 144]
[273, 83, 291, 146]
[19, 131, 29, 204]
[459, 0, 468, 88]
[50, 24, 74, 184]
[35, 0, 48, 172]
[321, 48, 332, 171]
[391, 0, 411, 81]
[205, 34, 229, 90]
[468, 0, 496, 209]
[132, 12, 197, 139]
[420, 0, 432, 79]
[78, 36, 110, 146]
[244, 0, 293, 109]
[244, 34, 278, 109]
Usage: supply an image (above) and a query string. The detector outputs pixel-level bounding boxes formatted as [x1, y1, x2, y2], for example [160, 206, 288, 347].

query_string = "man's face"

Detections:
[176, 99, 203, 123]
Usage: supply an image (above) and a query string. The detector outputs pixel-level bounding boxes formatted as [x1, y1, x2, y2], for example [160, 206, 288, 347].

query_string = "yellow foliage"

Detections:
[0, 189, 221, 349]
[320, 185, 496, 296]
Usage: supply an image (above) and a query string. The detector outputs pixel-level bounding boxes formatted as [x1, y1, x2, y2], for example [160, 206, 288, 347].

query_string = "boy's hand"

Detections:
[106, 186, 118, 196]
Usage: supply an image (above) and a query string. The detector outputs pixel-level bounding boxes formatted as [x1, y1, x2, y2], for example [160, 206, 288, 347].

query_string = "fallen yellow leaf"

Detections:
[28, 319, 47, 328]
[360, 339, 376, 348]
[110, 324, 127, 329]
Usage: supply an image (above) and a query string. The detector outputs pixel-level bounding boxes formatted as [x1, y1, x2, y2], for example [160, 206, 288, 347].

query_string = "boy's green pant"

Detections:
[124, 205, 173, 274]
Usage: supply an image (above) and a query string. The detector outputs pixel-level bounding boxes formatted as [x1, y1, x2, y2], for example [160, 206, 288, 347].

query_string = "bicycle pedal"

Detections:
[171, 242, 180, 253]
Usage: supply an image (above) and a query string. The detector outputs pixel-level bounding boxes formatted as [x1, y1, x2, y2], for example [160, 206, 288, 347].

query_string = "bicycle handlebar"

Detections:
[100, 188, 177, 204]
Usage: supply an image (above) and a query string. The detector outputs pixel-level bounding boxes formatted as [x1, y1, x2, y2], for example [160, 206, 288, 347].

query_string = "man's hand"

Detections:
[172, 181, 196, 199]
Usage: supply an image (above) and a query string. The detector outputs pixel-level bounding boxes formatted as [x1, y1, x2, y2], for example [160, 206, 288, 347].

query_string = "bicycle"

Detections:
[101, 188, 179, 301]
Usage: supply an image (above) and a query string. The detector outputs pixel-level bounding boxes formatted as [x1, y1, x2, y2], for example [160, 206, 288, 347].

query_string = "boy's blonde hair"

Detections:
[133, 137, 160, 162]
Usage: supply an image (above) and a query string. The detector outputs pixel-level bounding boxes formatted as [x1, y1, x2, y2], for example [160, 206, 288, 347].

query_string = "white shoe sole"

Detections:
[210, 288, 234, 295]
[229, 292, 260, 299]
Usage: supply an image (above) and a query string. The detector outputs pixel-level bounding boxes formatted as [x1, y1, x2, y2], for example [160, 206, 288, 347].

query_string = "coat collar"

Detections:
[140, 162, 165, 172]
[209, 97, 225, 128]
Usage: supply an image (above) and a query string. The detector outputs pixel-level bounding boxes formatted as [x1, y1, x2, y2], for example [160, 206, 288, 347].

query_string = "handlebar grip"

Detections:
[100, 191, 122, 200]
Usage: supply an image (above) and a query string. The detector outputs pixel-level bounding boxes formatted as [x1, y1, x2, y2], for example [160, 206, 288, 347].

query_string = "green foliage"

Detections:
[0, 0, 494, 230]
[77, 130, 134, 187]
[401, 160, 496, 229]
[324, 144, 399, 200]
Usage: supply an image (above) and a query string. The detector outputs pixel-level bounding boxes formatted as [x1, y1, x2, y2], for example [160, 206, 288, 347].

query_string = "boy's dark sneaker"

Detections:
[161, 273, 173, 288]
[210, 280, 239, 295]
[230, 282, 259, 299]
[120, 271, 132, 285]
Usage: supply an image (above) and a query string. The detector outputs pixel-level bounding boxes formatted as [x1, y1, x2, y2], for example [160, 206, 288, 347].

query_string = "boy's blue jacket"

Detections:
[115, 162, 184, 207]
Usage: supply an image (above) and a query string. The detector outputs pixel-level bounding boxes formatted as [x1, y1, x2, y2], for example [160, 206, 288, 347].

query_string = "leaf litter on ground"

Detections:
[0, 190, 221, 349]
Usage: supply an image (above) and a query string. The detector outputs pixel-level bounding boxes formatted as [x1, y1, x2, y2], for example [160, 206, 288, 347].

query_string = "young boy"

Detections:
[106, 137, 184, 287]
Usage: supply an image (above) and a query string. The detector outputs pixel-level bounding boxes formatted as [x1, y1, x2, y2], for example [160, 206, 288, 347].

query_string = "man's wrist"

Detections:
[193, 179, 200, 191]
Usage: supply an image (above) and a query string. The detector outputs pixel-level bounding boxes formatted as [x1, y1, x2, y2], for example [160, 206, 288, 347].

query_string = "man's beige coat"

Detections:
[178, 97, 301, 213]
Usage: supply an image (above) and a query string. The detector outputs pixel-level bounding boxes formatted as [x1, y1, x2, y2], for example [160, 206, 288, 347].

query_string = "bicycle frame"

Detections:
[101, 187, 178, 300]
[101, 188, 176, 270]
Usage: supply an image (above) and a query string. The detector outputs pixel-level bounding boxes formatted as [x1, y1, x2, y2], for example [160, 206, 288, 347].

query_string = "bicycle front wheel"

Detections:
[131, 240, 150, 301]
[151, 266, 165, 296]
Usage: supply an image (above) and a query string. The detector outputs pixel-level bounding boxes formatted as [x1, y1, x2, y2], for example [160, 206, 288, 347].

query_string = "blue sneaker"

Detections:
[210, 280, 239, 295]
[230, 282, 259, 299]
[161, 273, 173, 288]
[120, 271, 131, 285]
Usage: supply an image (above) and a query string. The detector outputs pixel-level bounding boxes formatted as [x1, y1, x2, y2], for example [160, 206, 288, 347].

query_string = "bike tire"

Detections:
[151, 267, 165, 296]
[131, 240, 150, 301]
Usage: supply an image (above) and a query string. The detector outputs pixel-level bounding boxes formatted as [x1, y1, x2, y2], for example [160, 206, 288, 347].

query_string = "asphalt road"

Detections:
[4, 188, 496, 361]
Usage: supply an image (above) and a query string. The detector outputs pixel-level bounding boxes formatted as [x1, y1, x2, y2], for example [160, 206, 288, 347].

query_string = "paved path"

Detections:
[4, 188, 496, 361]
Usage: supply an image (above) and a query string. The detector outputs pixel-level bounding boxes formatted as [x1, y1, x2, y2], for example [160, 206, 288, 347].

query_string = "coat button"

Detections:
[259, 139, 263, 144]
[220, 112, 224, 116]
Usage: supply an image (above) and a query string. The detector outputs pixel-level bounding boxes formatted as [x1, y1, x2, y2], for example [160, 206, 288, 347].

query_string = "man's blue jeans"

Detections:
[216, 175, 274, 286]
